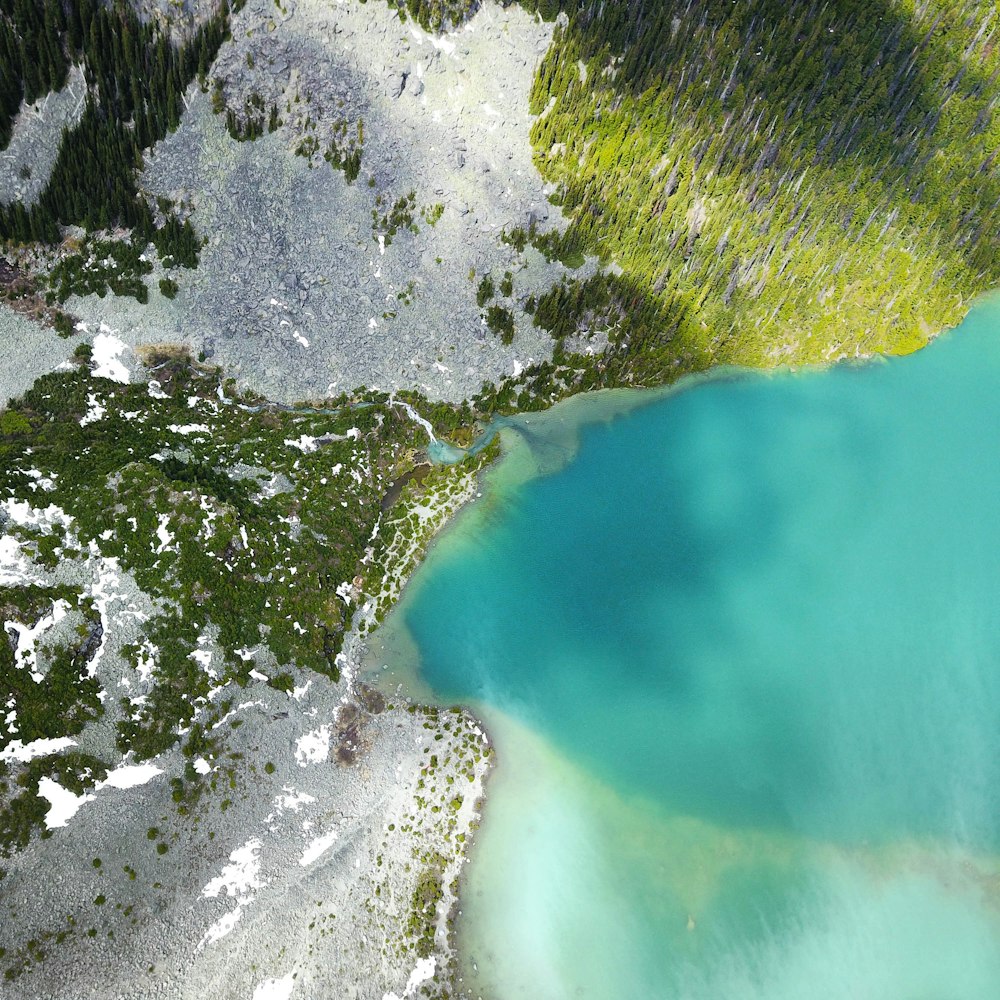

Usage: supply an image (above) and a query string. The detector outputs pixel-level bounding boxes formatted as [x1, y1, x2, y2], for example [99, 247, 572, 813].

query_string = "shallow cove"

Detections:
[368, 296, 1000, 999]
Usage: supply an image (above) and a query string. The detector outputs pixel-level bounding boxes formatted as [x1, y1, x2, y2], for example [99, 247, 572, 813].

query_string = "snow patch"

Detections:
[100, 762, 163, 789]
[36, 775, 94, 828]
[202, 838, 265, 899]
[155, 514, 174, 554]
[284, 435, 318, 454]
[0, 534, 37, 586]
[5, 597, 70, 681]
[91, 332, 130, 383]
[0, 735, 77, 763]
[294, 726, 330, 766]
[199, 837, 267, 949]
[80, 392, 106, 426]
[167, 423, 211, 436]
[135, 639, 157, 683]
[275, 788, 316, 814]
[253, 974, 296, 1000]
[383, 957, 438, 1000]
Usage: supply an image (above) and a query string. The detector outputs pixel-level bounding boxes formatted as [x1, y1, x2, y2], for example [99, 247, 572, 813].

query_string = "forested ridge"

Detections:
[522, 0, 1000, 383]
[370, 0, 1000, 403]
[2, 0, 999, 397]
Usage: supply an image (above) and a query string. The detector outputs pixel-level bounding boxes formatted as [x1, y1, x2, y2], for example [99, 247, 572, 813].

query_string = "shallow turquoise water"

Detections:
[371, 297, 1000, 999]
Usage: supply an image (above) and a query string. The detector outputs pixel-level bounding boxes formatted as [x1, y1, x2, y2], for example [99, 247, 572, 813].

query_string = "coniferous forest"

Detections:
[0, 0, 231, 251]
[519, 0, 1000, 385]
[2, 0, 999, 397]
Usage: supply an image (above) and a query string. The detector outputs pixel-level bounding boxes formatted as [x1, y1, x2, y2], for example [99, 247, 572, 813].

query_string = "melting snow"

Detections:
[294, 726, 330, 766]
[199, 906, 244, 949]
[5, 597, 70, 680]
[91, 331, 130, 383]
[155, 514, 174, 554]
[253, 974, 296, 1000]
[0, 534, 37, 586]
[135, 639, 157, 683]
[383, 957, 438, 1000]
[198, 837, 267, 949]
[2, 498, 73, 532]
[299, 829, 338, 867]
[202, 838, 265, 899]
[285, 435, 318, 454]
[275, 788, 316, 813]
[79, 392, 106, 426]
[22, 469, 56, 492]
[167, 423, 211, 436]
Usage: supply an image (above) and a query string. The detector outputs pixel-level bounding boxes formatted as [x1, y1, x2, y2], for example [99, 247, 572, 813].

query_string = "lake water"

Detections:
[368, 296, 1000, 999]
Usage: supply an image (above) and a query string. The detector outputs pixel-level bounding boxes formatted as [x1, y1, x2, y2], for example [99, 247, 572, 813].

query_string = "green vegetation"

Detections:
[0, 347, 484, 854]
[0, 753, 107, 857]
[0, 586, 103, 755]
[221, 90, 280, 142]
[513, 0, 1000, 388]
[408, 859, 445, 957]
[486, 304, 515, 345]
[372, 190, 418, 245]
[475, 274, 495, 308]
[384, 0, 562, 32]
[0, 0, 70, 151]
[323, 119, 364, 183]
[47, 236, 153, 304]
[420, 203, 444, 226]
[0, 0, 228, 263]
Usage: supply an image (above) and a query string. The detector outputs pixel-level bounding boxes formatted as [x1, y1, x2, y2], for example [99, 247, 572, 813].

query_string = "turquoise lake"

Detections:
[368, 296, 1000, 999]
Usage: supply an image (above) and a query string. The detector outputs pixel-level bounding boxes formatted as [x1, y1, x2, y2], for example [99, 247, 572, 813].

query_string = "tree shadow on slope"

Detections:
[535, 0, 1000, 280]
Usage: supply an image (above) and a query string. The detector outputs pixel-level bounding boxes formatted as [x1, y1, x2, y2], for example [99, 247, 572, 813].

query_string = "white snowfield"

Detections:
[90, 330, 131, 383]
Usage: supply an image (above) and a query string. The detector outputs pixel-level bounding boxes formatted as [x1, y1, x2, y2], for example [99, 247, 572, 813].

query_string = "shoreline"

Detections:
[362, 289, 1000, 999]
[1, 273, 993, 997]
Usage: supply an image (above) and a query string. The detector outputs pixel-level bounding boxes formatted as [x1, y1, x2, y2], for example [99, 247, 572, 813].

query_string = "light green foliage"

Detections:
[521, 0, 1000, 384]
[421, 203, 445, 226]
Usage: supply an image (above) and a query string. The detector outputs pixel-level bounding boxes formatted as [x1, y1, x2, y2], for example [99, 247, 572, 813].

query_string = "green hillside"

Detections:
[520, 0, 1000, 385]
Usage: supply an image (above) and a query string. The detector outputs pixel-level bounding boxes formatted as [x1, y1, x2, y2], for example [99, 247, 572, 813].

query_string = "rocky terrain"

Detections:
[0, 334, 496, 999]
[3, 674, 491, 1000]
[0, 3, 583, 997]
[47, 0, 590, 405]
[0, 66, 86, 210]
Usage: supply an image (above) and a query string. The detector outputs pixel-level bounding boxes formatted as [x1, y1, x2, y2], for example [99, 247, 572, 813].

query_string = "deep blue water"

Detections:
[371, 297, 1000, 999]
